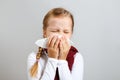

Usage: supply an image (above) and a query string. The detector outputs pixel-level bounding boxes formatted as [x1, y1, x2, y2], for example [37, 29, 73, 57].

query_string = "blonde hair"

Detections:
[30, 47, 42, 77]
[30, 7, 74, 77]
[43, 7, 74, 32]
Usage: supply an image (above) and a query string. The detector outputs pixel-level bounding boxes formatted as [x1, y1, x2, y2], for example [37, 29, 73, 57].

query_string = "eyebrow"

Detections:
[47, 27, 59, 30]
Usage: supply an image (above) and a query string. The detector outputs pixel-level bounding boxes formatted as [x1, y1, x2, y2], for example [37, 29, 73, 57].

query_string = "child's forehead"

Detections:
[48, 17, 72, 26]
[47, 24, 72, 31]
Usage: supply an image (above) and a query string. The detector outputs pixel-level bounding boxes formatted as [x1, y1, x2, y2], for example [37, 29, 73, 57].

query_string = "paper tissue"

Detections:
[35, 35, 73, 48]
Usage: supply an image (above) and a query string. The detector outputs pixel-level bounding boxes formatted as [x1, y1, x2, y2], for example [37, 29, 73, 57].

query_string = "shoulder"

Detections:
[74, 52, 83, 59]
[27, 51, 47, 64]
[71, 46, 84, 62]
[27, 52, 37, 61]
[74, 52, 84, 63]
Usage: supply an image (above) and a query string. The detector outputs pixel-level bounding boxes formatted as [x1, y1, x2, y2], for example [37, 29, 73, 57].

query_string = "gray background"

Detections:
[0, 0, 120, 80]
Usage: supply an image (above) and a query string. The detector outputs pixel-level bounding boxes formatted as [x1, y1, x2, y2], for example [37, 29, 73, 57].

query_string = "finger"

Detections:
[49, 36, 58, 47]
[60, 36, 66, 49]
[54, 37, 60, 48]
[65, 37, 71, 47]
[47, 36, 53, 47]
[62, 37, 71, 52]
[59, 40, 64, 51]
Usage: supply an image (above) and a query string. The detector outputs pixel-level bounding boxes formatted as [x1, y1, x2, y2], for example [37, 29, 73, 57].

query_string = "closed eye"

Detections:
[51, 30, 58, 32]
[64, 31, 69, 34]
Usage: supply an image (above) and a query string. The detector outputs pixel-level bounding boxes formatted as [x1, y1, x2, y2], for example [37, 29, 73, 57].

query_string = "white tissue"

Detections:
[35, 37, 73, 48]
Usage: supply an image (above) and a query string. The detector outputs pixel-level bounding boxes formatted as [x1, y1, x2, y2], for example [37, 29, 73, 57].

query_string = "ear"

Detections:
[43, 30, 46, 38]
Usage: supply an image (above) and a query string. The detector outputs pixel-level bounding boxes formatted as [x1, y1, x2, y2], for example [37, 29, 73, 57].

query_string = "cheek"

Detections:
[44, 32, 57, 38]
[43, 29, 52, 38]
[64, 34, 72, 39]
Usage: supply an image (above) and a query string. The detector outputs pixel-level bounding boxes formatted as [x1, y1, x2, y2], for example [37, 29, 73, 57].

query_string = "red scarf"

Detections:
[54, 46, 78, 80]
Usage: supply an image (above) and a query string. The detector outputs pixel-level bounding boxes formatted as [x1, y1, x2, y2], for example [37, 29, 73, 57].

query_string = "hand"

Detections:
[47, 35, 60, 59]
[58, 36, 71, 60]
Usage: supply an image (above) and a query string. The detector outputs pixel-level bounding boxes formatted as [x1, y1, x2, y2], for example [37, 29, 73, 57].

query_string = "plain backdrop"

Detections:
[0, 0, 120, 80]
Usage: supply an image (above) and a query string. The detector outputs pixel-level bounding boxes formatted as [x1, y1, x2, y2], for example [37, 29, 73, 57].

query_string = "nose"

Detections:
[58, 31, 64, 36]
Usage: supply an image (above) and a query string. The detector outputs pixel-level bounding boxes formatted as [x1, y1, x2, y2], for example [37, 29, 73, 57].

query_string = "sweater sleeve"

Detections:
[58, 52, 84, 80]
[40, 58, 58, 80]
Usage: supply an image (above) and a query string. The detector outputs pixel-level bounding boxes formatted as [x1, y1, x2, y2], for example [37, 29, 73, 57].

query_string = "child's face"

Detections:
[43, 16, 73, 39]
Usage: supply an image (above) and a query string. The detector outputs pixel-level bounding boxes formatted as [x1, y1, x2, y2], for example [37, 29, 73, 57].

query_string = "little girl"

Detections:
[27, 7, 84, 80]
